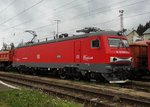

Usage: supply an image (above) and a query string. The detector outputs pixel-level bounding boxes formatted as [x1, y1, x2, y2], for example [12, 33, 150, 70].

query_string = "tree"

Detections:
[137, 21, 150, 36]
[1, 43, 8, 50]
[10, 43, 15, 49]
[137, 24, 144, 35]
[145, 21, 150, 30]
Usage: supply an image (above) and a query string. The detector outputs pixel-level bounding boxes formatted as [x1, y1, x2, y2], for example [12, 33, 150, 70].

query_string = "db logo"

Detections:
[76, 55, 80, 59]
[83, 55, 93, 61]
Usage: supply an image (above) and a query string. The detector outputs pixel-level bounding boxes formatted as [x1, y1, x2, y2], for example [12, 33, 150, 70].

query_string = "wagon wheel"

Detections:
[59, 68, 66, 79]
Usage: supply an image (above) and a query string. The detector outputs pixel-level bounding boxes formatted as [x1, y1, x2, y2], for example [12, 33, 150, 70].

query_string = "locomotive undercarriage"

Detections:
[58, 67, 105, 82]
[10, 65, 104, 82]
[104, 64, 131, 83]
[10, 62, 132, 83]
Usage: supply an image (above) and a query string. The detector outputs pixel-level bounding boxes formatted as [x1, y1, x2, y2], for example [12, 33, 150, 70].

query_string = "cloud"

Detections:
[0, 0, 149, 47]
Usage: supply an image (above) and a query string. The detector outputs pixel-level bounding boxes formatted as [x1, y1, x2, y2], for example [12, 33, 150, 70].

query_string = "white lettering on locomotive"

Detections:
[76, 55, 80, 59]
[83, 55, 93, 61]
[37, 54, 40, 59]
[116, 51, 130, 54]
[16, 58, 20, 61]
[57, 54, 61, 58]
[22, 57, 28, 60]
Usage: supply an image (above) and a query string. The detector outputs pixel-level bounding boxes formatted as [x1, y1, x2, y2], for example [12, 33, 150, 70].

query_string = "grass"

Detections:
[0, 102, 9, 107]
[0, 89, 83, 107]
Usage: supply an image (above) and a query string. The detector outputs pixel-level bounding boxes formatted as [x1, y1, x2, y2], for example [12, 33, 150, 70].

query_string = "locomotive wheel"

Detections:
[30, 67, 37, 76]
[59, 68, 66, 79]
[32, 71, 37, 76]
[74, 71, 82, 81]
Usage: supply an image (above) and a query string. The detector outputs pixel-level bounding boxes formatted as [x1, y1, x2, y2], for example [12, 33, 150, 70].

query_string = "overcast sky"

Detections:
[0, 0, 149, 47]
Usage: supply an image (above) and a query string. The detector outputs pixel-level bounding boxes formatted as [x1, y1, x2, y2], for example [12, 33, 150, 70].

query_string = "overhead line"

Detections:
[0, 0, 44, 26]
[1, 0, 149, 34]
[11, 10, 150, 38]
[0, 0, 132, 31]
[31, 0, 149, 31]
[6, 0, 133, 31]
[91, 0, 130, 12]
[18, 0, 149, 30]
[0, 0, 17, 14]
[33, 23, 55, 30]
[124, 11, 150, 19]
[16, 0, 128, 28]
[70, 0, 149, 20]
[0, 0, 127, 31]
[2, 10, 150, 44]
[1, 0, 79, 31]
[63, 11, 150, 33]
[53, 0, 76, 11]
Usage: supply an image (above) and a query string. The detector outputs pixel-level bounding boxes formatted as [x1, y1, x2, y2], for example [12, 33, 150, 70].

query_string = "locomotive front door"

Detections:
[74, 41, 81, 63]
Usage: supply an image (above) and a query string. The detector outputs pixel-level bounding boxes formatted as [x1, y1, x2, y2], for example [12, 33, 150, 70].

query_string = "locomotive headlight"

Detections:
[113, 57, 117, 62]
[110, 57, 133, 62]
[110, 57, 118, 62]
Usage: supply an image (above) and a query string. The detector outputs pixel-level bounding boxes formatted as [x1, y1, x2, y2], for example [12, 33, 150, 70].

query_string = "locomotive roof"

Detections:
[16, 30, 121, 48]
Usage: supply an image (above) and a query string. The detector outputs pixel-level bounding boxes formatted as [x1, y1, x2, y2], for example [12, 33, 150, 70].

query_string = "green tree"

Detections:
[136, 21, 150, 36]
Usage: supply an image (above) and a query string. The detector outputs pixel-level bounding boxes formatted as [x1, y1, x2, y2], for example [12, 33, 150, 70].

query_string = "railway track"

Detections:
[121, 80, 150, 92]
[0, 72, 150, 107]
[141, 76, 150, 82]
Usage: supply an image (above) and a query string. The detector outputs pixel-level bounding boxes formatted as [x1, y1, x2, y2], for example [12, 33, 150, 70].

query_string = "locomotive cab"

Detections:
[103, 36, 132, 83]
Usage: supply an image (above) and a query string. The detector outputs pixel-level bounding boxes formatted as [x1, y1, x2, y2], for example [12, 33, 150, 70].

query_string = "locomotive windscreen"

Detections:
[108, 38, 129, 48]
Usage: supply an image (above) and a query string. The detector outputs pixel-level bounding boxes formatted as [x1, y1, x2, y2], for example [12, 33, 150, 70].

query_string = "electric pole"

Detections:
[55, 20, 61, 39]
[119, 10, 124, 33]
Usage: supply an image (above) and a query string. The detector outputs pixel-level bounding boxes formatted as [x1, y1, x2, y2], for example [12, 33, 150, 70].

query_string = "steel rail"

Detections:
[0, 72, 150, 107]
[122, 80, 150, 92]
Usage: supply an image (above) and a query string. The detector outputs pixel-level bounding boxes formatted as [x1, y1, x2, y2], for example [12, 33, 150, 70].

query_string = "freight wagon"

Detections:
[0, 50, 13, 68]
[129, 40, 150, 77]
[148, 42, 150, 71]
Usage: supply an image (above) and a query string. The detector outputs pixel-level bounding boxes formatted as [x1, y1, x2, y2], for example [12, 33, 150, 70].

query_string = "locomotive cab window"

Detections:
[108, 38, 129, 48]
[91, 39, 100, 48]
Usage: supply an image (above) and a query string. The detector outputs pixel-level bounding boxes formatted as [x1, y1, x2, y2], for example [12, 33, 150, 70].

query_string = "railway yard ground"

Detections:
[0, 89, 83, 107]
[0, 82, 12, 92]
[0, 71, 150, 107]
[0, 79, 83, 107]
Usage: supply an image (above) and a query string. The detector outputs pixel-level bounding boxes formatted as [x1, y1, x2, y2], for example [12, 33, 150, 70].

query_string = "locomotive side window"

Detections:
[91, 39, 100, 48]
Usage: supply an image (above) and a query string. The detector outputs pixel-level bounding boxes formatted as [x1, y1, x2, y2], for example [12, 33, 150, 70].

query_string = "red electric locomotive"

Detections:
[12, 29, 132, 83]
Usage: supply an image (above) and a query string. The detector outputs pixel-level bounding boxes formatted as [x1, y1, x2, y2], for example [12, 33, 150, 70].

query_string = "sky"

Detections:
[0, 0, 149, 47]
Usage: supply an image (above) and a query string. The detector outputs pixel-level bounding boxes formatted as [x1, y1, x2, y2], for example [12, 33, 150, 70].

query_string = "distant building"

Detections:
[126, 30, 141, 44]
[143, 28, 150, 40]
